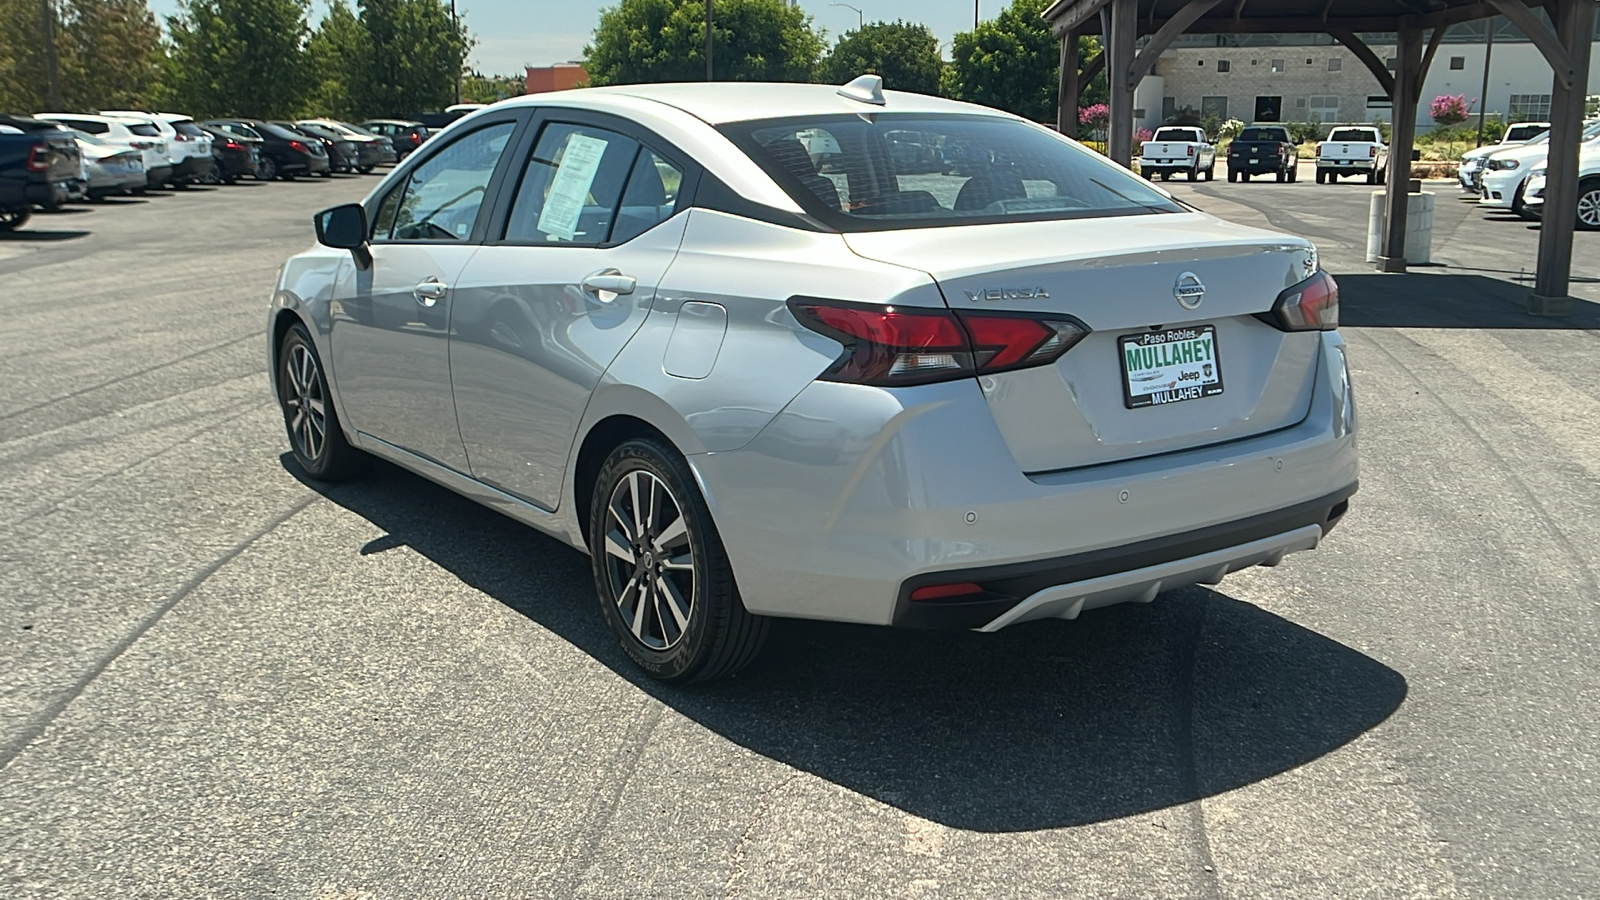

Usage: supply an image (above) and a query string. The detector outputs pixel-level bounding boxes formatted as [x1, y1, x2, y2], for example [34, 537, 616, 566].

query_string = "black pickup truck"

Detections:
[0, 115, 80, 230]
[1226, 125, 1299, 183]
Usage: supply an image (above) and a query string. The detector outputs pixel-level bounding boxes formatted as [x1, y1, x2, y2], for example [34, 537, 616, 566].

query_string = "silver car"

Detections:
[270, 79, 1358, 682]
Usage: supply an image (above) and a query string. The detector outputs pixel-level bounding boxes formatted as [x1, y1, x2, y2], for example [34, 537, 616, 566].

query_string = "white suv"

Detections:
[101, 111, 207, 186]
[158, 114, 217, 183]
[33, 113, 172, 189]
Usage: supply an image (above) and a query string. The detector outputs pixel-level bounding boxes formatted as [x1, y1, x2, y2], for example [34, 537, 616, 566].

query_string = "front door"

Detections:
[450, 117, 692, 510]
[328, 118, 520, 471]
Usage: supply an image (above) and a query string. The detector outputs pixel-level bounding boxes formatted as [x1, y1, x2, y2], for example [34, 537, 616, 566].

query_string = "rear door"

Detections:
[448, 112, 695, 510]
[328, 114, 523, 471]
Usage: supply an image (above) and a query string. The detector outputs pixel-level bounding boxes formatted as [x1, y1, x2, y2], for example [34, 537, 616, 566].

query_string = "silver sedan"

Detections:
[268, 78, 1358, 681]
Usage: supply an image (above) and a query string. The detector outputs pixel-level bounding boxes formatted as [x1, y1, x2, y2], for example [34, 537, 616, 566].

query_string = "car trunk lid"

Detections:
[843, 213, 1324, 472]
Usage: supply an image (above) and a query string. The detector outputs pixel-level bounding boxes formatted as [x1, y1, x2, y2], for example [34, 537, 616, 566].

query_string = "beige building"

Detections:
[1134, 21, 1600, 133]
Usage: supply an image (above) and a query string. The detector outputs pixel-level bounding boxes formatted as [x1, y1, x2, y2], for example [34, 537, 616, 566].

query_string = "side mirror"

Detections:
[314, 203, 367, 250]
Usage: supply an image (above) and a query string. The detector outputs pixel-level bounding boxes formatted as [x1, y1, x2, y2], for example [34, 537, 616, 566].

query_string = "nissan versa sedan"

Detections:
[269, 78, 1358, 682]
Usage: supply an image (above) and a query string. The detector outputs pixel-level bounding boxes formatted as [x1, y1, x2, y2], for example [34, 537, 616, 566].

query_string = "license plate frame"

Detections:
[1118, 325, 1225, 409]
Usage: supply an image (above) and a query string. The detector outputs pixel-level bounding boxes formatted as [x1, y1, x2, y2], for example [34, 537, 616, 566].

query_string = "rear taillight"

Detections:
[26, 145, 49, 172]
[1260, 271, 1338, 331]
[788, 298, 1090, 386]
[409, 130, 420, 142]
[289, 140, 308, 153]
[224, 140, 244, 151]
[175, 132, 191, 141]
[1186, 145, 1195, 157]
[1369, 146, 1378, 158]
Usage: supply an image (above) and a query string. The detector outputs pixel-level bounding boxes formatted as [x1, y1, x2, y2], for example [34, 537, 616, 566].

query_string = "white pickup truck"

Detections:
[1316, 126, 1388, 184]
[1137, 126, 1215, 181]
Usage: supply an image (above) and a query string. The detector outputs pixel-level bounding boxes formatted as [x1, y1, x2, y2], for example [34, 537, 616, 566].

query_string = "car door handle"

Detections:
[580, 269, 636, 299]
[413, 278, 447, 306]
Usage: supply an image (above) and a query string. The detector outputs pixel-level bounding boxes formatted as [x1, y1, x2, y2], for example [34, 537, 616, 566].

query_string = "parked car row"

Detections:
[1135, 125, 1302, 183]
[1461, 119, 1600, 231]
[0, 111, 434, 231]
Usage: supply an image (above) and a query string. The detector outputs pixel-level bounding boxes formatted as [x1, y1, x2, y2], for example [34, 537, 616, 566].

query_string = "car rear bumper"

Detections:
[690, 331, 1358, 628]
[1317, 160, 1376, 172]
[22, 179, 72, 209]
[1228, 157, 1288, 174]
[172, 155, 217, 180]
[218, 151, 259, 176]
[145, 165, 173, 187]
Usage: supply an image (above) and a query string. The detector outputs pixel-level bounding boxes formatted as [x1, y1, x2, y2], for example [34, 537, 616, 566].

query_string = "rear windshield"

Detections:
[1237, 128, 1289, 142]
[171, 121, 205, 137]
[1327, 128, 1377, 142]
[63, 118, 109, 134]
[125, 122, 160, 137]
[719, 114, 1182, 230]
[1506, 124, 1547, 141]
[256, 122, 303, 141]
[1152, 128, 1200, 142]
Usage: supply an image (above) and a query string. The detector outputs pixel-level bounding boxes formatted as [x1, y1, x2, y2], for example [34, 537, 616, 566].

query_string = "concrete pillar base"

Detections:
[1376, 256, 1407, 273]
[1527, 293, 1573, 316]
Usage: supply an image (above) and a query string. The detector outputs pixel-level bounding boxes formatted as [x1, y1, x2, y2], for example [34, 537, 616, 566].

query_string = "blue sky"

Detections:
[146, 1, 1013, 75]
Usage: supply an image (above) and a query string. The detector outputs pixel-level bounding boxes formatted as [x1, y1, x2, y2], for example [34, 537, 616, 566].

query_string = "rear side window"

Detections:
[64, 118, 108, 134]
[385, 122, 515, 241]
[1327, 129, 1375, 142]
[1237, 128, 1289, 142]
[172, 121, 205, 137]
[126, 123, 160, 137]
[503, 123, 641, 244]
[1506, 124, 1547, 142]
[721, 114, 1181, 230]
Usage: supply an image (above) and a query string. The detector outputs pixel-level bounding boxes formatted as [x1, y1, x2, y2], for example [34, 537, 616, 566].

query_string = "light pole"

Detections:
[40, 0, 62, 110]
[451, 0, 461, 105]
[974, 0, 979, 29]
[830, 2, 862, 30]
[705, 0, 714, 81]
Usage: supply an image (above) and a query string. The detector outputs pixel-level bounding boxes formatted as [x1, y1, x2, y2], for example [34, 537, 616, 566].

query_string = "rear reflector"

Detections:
[910, 582, 985, 601]
[789, 298, 1090, 386]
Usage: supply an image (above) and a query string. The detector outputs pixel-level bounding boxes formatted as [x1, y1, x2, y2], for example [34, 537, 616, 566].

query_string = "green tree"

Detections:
[58, 0, 164, 110]
[941, 0, 1103, 123]
[460, 72, 526, 105]
[304, 0, 364, 117]
[161, 0, 313, 118]
[0, 0, 56, 110]
[346, 0, 469, 117]
[584, 0, 823, 86]
[817, 19, 940, 95]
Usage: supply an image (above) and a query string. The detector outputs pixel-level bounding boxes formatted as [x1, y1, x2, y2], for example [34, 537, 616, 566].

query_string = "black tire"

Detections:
[359, 165, 375, 174]
[1227, 170, 1237, 183]
[0, 208, 29, 231]
[1204, 164, 1214, 181]
[1242, 172, 1251, 182]
[589, 437, 768, 683]
[1577, 179, 1600, 231]
[1366, 168, 1377, 185]
[1276, 168, 1287, 183]
[1288, 165, 1298, 183]
[1185, 165, 1196, 181]
[1160, 171, 1171, 181]
[1316, 170, 1326, 184]
[277, 324, 365, 481]
[1377, 167, 1387, 185]
[1512, 182, 1535, 220]
[256, 156, 277, 181]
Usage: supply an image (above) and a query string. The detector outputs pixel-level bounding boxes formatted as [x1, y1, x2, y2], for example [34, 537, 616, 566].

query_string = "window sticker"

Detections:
[537, 133, 608, 241]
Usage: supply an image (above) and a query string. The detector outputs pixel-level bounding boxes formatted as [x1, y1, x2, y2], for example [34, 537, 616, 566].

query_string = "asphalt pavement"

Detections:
[1, 169, 1597, 899]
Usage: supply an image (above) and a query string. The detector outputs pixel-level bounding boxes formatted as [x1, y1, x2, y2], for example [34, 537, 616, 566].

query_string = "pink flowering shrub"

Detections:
[1078, 104, 1109, 130]
[1430, 94, 1472, 127]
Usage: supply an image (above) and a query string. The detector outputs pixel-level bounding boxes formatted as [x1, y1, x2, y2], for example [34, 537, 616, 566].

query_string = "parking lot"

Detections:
[2, 168, 1598, 899]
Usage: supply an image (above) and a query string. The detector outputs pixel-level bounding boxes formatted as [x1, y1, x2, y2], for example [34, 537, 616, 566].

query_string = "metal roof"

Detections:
[1043, 0, 1506, 35]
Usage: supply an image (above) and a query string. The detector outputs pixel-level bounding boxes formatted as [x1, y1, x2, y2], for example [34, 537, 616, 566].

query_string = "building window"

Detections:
[1449, 56, 1466, 70]
[1309, 95, 1341, 123]
[1508, 93, 1552, 120]
[1254, 95, 1283, 121]
[1162, 96, 1178, 121]
[1270, 59, 1285, 73]
[1217, 59, 1231, 73]
[1306, 58, 1314, 65]
[1198, 59, 1205, 66]
[1201, 96, 1229, 119]
[1329, 58, 1342, 72]
[1252, 59, 1259, 65]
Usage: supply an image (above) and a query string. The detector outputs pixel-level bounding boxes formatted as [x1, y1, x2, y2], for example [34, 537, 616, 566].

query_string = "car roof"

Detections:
[498, 82, 1006, 125]
[35, 112, 125, 124]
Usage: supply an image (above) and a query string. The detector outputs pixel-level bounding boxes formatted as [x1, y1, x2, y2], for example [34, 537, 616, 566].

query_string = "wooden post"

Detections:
[1059, 29, 1081, 136]
[1530, 0, 1596, 314]
[1378, 23, 1422, 272]
[1106, 0, 1138, 165]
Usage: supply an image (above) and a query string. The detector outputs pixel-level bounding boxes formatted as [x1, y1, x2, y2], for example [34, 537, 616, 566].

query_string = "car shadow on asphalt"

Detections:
[0, 228, 89, 242]
[1339, 272, 1600, 328]
[286, 453, 1407, 833]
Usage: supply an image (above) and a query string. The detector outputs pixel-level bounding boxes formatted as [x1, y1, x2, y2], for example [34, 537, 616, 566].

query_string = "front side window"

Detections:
[387, 121, 515, 241]
[721, 114, 1182, 231]
[501, 122, 680, 245]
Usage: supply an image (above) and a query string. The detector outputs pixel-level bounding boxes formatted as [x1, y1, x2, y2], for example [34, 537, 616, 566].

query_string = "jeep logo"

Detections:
[963, 287, 1051, 302]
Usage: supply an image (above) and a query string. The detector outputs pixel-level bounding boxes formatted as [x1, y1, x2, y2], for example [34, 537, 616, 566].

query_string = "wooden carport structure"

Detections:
[1043, 0, 1597, 314]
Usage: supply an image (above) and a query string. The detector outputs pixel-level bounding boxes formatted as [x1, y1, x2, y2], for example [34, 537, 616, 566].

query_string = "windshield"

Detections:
[1152, 128, 1200, 142]
[719, 114, 1182, 230]
[1237, 128, 1288, 142]
[1328, 129, 1377, 142]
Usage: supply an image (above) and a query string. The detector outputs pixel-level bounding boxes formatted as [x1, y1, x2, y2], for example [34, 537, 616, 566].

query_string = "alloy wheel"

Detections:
[282, 343, 328, 462]
[601, 469, 695, 651]
[1578, 186, 1600, 229]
